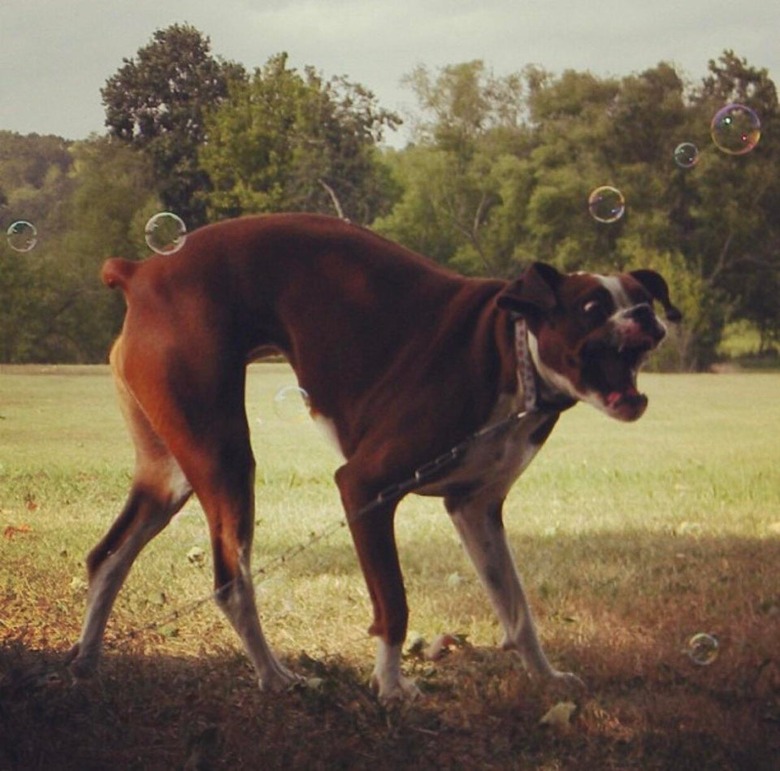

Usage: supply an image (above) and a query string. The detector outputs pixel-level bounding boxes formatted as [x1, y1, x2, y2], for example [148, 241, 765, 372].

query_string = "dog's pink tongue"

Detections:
[607, 386, 639, 407]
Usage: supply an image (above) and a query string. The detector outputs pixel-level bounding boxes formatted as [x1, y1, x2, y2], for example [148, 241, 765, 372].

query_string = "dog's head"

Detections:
[497, 262, 682, 422]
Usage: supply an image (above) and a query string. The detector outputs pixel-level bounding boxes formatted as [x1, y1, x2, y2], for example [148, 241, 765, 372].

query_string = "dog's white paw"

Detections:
[370, 670, 421, 704]
[257, 664, 305, 693]
[370, 639, 421, 703]
[66, 644, 98, 681]
[547, 669, 587, 696]
[502, 638, 586, 695]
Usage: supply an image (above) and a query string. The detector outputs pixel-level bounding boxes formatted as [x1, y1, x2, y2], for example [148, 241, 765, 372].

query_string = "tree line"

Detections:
[1, 24, 778, 369]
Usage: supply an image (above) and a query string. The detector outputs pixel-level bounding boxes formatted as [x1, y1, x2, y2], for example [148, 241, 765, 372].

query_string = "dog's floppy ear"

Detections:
[629, 269, 683, 322]
[497, 261, 561, 318]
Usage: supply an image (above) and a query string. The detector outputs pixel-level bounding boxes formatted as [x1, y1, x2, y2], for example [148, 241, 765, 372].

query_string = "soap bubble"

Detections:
[588, 186, 625, 224]
[6, 220, 38, 252]
[686, 633, 719, 666]
[273, 385, 311, 422]
[673, 142, 700, 169]
[144, 212, 187, 254]
[710, 104, 761, 155]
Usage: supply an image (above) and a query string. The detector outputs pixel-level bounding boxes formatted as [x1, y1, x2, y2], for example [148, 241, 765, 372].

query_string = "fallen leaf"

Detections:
[187, 546, 206, 566]
[4, 524, 32, 539]
[70, 576, 88, 593]
[539, 701, 578, 731]
[424, 633, 467, 661]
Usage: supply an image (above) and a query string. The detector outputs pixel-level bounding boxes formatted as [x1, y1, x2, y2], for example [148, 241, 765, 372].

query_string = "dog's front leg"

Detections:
[336, 466, 419, 703]
[447, 494, 584, 693]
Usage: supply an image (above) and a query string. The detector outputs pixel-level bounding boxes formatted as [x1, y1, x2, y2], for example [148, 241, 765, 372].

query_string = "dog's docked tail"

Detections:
[101, 258, 138, 292]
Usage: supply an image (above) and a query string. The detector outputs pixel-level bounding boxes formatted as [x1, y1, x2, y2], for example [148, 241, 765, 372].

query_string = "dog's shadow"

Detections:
[0, 640, 454, 770]
[2, 529, 778, 769]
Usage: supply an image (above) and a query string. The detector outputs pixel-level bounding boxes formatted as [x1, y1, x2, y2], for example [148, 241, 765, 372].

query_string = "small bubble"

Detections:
[686, 632, 719, 666]
[273, 385, 311, 423]
[6, 220, 38, 252]
[144, 212, 187, 254]
[673, 142, 700, 169]
[710, 104, 761, 155]
[588, 186, 625, 224]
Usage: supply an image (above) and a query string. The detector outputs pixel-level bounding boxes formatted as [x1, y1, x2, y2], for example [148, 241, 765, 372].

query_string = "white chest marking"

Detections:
[416, 395, 552, 500]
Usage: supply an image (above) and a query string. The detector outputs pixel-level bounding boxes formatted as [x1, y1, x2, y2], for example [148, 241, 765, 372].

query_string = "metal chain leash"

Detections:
[124, 320, 542, 639]
[370, 410, 528, 508]
[126, 405, 531, 640]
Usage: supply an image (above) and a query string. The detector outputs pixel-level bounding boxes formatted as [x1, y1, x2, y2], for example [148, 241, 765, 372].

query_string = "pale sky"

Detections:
[2, 0, 778, 147]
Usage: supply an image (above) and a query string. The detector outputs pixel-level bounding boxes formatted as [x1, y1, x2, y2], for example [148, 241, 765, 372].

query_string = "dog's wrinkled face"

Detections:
[498, 263, 681, 422]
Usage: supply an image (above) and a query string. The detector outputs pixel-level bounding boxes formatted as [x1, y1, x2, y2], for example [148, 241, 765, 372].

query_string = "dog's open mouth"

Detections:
[582, 339, 654, 421]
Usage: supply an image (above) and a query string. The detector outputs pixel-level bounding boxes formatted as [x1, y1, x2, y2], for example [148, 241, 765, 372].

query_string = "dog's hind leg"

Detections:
[194, 440, 302, 693]
[114, 350, 300, 693]
[69, 348, 193, 678]
[446, 493, 584, 692]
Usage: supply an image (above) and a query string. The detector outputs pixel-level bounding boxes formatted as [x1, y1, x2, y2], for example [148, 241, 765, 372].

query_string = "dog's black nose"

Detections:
[629, 303, 654, 323]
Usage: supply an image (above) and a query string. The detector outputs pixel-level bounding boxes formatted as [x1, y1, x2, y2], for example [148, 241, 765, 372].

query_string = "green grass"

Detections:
[1, 365, 779, 769]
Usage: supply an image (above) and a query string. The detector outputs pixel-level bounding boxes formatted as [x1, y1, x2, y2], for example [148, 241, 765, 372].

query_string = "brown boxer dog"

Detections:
[68, 213, 680, 702]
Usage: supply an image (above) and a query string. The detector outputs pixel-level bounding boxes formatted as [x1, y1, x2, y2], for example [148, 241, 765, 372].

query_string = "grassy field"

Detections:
[1, 364, 779, 769]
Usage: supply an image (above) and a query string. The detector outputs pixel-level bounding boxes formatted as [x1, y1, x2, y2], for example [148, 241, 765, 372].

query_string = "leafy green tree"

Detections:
[688, 51, 780, 345]
[199, 53, 400, 223]
[0, 132, 76, 362]
[375, 146, 464, 265]
[0, 131, 73, 236]
[0, 136, 158, 362]
[4, 45, 778, 369]
[0, 131, 72, 193]
[0, 250, 38, 361]
[47, 138, 159, 361]
[403, 61, 525, 153]
[102, 24, 245, 227]
[376, 61, 533, 276]
[383, 54, 780, 369]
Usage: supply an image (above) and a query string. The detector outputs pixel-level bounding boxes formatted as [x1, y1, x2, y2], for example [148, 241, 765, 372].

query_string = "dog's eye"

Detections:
[582, 300, 609, 325]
